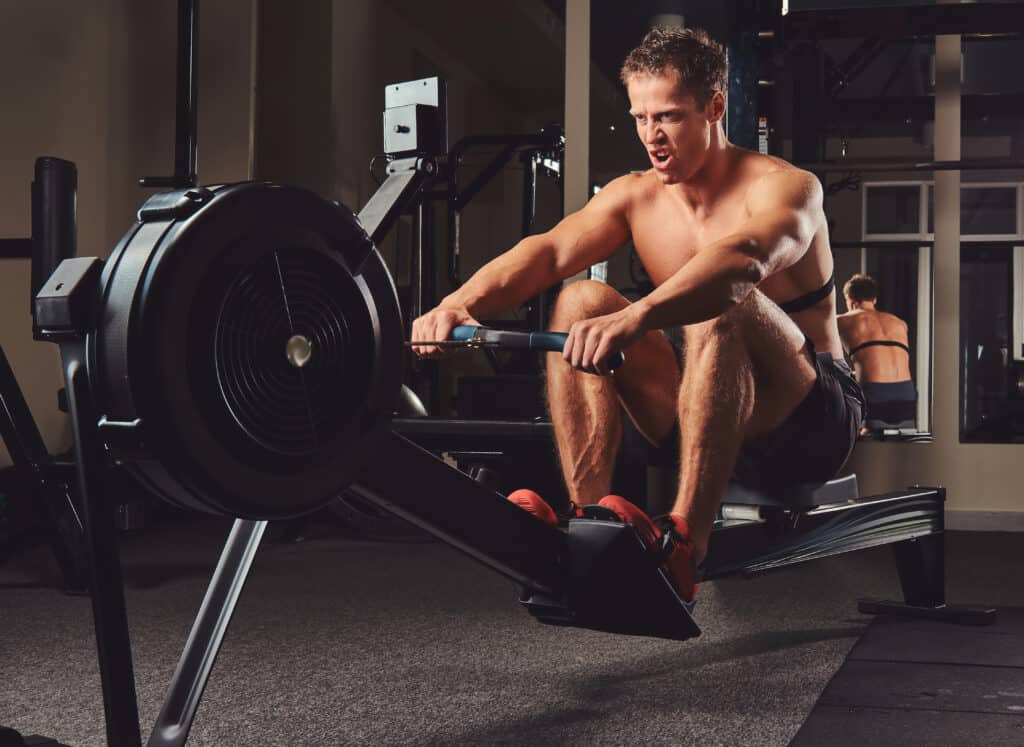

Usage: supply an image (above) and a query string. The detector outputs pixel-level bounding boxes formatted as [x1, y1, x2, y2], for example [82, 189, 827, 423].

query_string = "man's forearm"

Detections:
[636, 239, 764, 330]
[441, 235, 562, 318]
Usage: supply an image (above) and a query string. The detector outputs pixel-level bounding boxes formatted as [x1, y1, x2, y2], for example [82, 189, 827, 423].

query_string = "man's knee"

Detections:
[550, 280, 628, 328]
[684, 290, 781, 352]
[685, 304, 746, 351]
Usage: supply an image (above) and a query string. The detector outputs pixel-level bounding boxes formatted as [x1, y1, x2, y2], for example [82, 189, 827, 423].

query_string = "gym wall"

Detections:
[0, 0, 255, 467]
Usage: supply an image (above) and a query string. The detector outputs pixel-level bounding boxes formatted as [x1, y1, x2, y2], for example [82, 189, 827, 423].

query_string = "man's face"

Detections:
[626, 70, 721, 185]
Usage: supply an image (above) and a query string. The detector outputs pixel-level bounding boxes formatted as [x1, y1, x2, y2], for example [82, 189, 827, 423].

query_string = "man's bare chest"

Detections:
[629, 198, 747, 285]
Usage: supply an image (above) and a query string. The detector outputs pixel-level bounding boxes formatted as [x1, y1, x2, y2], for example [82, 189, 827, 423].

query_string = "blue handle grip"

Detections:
[450, 325, 479, 342]
[451, 326, 624, 370]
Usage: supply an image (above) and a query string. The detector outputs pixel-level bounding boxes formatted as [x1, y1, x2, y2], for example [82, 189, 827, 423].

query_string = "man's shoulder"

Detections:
[601, 170, 656, 196]
[589, 171, 657, 213]
[880, 310, 909, 328]
[836, 310, 867, 329]
[739, 152, 821, 207]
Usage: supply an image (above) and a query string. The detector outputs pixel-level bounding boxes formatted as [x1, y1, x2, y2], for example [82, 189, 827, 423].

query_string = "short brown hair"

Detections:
[844, 274, 878, 303]
[620, 26, 728, 107]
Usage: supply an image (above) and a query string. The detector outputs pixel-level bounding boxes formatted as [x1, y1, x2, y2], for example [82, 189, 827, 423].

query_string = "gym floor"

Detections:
[2, 515, 1021, 746]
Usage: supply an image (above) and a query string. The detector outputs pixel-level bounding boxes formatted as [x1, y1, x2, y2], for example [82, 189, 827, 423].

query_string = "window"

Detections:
[961, 186, 1018, 236]
[865, 185, 923, 236]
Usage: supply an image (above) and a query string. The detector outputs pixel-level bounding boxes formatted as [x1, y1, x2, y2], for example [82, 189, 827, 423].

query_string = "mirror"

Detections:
[832, 181, 935, 442]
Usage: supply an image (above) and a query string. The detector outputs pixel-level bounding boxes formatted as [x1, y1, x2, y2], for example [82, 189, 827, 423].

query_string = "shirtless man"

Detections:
[837, 274, 916, 432]
[412, 27, 864, 603]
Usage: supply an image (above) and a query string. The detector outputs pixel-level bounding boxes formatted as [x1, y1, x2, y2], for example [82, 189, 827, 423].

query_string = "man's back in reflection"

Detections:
[837, 274, 917, 432]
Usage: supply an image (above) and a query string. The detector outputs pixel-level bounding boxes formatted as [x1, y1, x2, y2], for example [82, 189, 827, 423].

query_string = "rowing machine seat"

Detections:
[721, 474, 859, 509]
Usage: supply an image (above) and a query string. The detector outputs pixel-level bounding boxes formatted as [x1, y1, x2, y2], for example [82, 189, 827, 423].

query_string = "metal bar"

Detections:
[0, 238, 33, 258]
[826, 38, 886, 98]
[356, 164, 428, 246]
[175, 0, 199, 186]
[521, 152, 537, 238]
[783, 2, 1024, 40]
[804, 158, 1024, 174]
[421, 199, 436, 318]
[147, 519, 267, 747]
[64, 352, 142, 747]
[447, 133, 560, 163]
[832, 239, 1024, 250]
[455, 143, 519, 208]
[0, 343, 51, 467]
[351, 430, 566, 594]
[139, 0, 198, 188]
[447, 157, 460, 287]
[392, 418, 553, 451]
[413, 203, 424, 322]
[823, 92, 1024, 124]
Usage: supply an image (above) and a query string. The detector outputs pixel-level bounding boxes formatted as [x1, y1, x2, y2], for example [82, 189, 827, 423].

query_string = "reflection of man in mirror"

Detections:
[837, 274, 916, 434]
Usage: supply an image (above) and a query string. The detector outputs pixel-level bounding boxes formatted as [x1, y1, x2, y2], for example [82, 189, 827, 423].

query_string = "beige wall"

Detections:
[0, 0, 254, 466]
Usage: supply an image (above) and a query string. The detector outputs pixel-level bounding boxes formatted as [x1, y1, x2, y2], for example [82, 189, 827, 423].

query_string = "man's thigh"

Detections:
[735, 350, 864, 489]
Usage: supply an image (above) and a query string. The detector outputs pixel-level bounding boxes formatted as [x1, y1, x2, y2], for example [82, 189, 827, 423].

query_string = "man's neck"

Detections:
[668, 129, 734, 213]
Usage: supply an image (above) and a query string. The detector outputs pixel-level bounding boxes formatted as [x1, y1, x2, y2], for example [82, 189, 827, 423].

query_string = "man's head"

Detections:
[843, 274, 878, 311]
[620, 27, 728, 184]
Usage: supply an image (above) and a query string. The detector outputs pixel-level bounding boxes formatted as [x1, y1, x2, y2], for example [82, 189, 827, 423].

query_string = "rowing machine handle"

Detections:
[451, 326, 625, 371]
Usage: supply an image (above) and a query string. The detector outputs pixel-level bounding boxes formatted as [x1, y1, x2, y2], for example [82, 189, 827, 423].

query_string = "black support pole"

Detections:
[63, 353, 142, 747]
[791, 43, 825, 167]
[31, 157, 77, 329]
[175, 0, 199, 186]
[140, 0, 199, 188]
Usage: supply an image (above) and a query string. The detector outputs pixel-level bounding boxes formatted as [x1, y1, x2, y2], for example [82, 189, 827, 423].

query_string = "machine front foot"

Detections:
[858, 598, 998, 626]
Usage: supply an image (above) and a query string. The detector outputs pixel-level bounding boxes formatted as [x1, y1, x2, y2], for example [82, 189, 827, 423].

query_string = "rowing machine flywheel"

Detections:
[90, 183, 402, 519]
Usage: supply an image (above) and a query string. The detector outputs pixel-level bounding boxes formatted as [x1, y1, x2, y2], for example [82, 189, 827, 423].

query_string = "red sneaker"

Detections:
[655, 513, 701, 604]
[506, 489, 558, 526]
[595, 496, 700, 603]
[507, 490, 588, 526]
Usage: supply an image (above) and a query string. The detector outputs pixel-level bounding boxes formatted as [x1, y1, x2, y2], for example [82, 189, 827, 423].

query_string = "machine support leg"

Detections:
[65, 356, 142, 747]
[148, 518, 267, 747]
[893, 533, 945, 608]
[859, 531, 997, 625]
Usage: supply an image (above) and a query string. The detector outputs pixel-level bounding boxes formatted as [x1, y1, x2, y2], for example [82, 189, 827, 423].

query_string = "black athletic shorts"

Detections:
[625, 337, 865, 491]
[860, 380, 917, 425]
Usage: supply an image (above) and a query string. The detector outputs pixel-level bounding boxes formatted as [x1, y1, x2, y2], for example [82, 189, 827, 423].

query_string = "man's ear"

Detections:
[706, 91, 726, 124]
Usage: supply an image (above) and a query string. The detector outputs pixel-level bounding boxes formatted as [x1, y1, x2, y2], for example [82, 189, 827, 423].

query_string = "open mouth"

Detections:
[650, 151, 673, 168]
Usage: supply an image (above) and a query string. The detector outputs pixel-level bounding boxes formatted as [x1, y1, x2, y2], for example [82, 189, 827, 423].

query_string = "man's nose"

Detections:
[643, 122, 662, 144]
